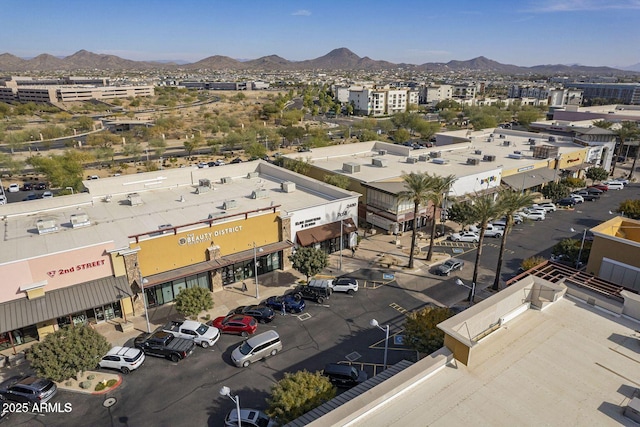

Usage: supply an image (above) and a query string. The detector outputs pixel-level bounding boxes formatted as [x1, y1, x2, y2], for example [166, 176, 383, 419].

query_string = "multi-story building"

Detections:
[566, 82, 640, 105]
[348, 87, 418, 116]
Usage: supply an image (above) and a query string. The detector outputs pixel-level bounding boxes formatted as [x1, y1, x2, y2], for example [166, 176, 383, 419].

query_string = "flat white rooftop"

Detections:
[0, 161, 355, 263]
[348, 297, 640, 426]
[286, 131, 583, 184]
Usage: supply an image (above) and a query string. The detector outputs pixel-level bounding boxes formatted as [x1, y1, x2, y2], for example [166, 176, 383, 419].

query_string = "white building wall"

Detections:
[289, 198, 359, 245]
[449, 168, 503, 198]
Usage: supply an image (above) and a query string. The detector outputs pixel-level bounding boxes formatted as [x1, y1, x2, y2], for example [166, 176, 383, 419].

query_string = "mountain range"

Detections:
[0, 48, 635, 75]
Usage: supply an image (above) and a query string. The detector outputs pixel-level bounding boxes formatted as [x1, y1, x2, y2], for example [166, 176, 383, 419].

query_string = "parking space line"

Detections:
[297, 313, 311, 321]
[389, 302, 408, 314]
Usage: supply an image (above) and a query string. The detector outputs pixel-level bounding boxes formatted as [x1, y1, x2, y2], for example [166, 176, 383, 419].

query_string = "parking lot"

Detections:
[3, 182, 638, 426]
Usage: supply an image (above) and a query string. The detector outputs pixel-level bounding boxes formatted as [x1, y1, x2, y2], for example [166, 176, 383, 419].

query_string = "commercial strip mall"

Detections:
[0, 161, 359, 351]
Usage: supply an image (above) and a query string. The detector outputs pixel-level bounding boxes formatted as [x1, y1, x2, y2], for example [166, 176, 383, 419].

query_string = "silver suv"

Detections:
[0, 376, 57, 403]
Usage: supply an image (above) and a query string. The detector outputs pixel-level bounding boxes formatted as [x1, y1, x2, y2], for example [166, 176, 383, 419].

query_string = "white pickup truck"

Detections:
[162, 320, 220, 348]
[483, 224, 505, 238]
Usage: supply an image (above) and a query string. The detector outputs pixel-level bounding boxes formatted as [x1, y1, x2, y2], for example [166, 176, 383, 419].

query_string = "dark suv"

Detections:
[291, 283, 332, 303]
[0, 376, 57, 403]
[323, 363, 368, 388]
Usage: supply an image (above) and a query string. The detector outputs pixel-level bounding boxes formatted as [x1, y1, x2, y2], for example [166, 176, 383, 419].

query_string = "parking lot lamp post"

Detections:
[219, 386, 241, 427]
[253, 242, 264, 300]
[369, 319, 389, 369]
[455, 278, 476, 304]
[576, 229, 587, 269]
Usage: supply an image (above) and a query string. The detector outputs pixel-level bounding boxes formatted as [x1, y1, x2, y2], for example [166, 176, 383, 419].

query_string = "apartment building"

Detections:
[348, 87, 418, 116]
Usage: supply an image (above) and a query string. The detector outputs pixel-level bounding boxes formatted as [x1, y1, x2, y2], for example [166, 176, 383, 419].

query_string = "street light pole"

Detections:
[141, 277, 151, 333]
[370, 319, 389, 369]
[576, 228, 587, 269]
[252, 242, 263, 300]
[339, 219, 344, 271]
[219, 386, 241, 427]
[455, 278, 476, 304]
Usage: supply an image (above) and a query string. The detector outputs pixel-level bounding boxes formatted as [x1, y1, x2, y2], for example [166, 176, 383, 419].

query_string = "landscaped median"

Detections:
[57, 370, 122, 395]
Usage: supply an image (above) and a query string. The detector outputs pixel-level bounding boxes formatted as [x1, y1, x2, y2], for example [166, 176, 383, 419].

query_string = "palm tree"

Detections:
[398, 172, 432, 269]
[469, 194, 504, 301]
[424, 174, 457, 261]
[611, 121, 640, 178]
[492, 190, 536, 291]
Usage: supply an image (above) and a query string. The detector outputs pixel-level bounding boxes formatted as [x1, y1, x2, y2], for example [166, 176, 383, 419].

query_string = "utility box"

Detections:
[252, 188, 268, 199]
[36, 219, 58, 234]
[221, 177, 233, 184]
[406, 157, 418, 164]
[342, 162, 361, 174]
[483, 155, 496, 162]
[281, 181, 296, 193]
[418, 154, 429, 162]
[372, 158, 388, 167]
[127, 193, 143, 206]
[467, 158, 480, 165]
[223, 200, 237, 210]
[70, 213, 90, 228]
[246, 172, 259, 179]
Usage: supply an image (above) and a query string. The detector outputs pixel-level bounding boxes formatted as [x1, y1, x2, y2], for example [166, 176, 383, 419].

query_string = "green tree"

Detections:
[149, 138, 167, 157]
[245, 141, 267, 159]
[516, 107, 542, 129]
[75, 116, 94, 132]
[585, 167, 608, 185]
[423, 174, 457, 261]
[27, 326, 110, 382]
[398, 172, 432, 269]
[122, 140, 142, 160]
[174, 287, 214, 320]
[616, 199, 640, 219]
[0, 153, 24, 177]
[611, 121, 640, 178]
[446, 201, 475, 229]
[289, 247, 328, 282]
[403, 306, 454, 354]
[541, 181, 571, 201]
[28, 150, 92, 191]
[266, 370, 336, 423]
[323, 174, 350, 189]
[521, 256, 547, 271]
[279, 126, 305, 147]
[552, 238, 591, 266]
[283, 157, 311, 175]
[183, 135, 201, 157]
[393, 128, 411, 143]
[468, 195, 504, 296]
[493, 190, 536, 290]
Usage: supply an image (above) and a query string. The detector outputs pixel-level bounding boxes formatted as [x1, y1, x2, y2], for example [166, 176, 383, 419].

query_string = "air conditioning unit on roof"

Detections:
[222, 200, 237, 209]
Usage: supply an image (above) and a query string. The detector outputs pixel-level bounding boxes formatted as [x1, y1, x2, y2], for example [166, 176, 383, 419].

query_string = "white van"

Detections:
[603, 181, 624, 190]
[231, 330, 281, 368]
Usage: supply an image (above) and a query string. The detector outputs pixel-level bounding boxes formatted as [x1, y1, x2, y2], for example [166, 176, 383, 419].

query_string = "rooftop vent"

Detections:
[372, 158, 388, 167]
[508, 153, 523, 159]
[503, 140, 511, 146]
[222, 200, 237, 210]
[342, 162, 361, 174]
[197, 178, 211, 194]
[499, 134, 506, 139]
[432, 158, 449, 165]
[281, 181, 296, 193]
[247, 172, 259, 179]
[430, 151, 441, 158]
[127, 193, 143, 206]
[406, 157, 418, 164]
[252, 188, 268, 199]
[474, 150, 482, 155]
[467, 158, 480, 165]
[70, 213, 90, 228]
[36, 219, 58, 234]
[221, 177, 233, 184]
[418, 154, 429, 162]
[377, 149, 387, 155]
[483, 155, 496, 162]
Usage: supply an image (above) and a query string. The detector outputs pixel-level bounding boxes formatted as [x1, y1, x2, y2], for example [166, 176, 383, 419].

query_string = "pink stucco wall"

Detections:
[0, 242, 115, 303]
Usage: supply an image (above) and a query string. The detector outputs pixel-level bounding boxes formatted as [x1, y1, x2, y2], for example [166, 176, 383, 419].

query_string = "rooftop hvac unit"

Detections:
[222, 200, 237, 210]
[406, 157, 418, 164]
[208, 212, 226, 219]
[490, 133, 494, 137]
[378, 149, 387, 155]
[499, 134, 505, 139]
[508, 153, 523, 159]
[528, 138, 536, 144]
[221, 177, 233, 184]
[483, 155, 496, 162]
[197, 178, 212, 194]
[281, 181, 296, 193]
[372, 158, 388, 167]
[432, 158, 449, 165]
[503, 140, 511, 146]
[127, 193, 143, 206]
[252, 188, 268, 199]
[70, 213, 90, 228]
[487, 137, 493, 142]
[474, 150, 482, 155]
[467, 158, 480, 165]
[514, 151, 522, 155]
[342, 162, 361, 174]
[36, 219, 58, 234]
[418, 154, 429, 162]
[247, 172, 259, 179]
[430, 151, 441, 158]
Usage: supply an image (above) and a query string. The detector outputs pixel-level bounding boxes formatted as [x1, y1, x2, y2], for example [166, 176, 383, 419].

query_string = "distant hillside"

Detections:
[0, 47, 636, 76]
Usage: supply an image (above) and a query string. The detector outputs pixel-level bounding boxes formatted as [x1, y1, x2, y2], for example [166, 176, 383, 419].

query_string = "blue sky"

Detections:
[2, 0, 639, 67]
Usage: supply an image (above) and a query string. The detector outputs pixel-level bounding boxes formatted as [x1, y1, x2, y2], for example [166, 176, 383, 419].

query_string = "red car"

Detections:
[588, 184, 608, 192]
[209, 314, 257, 337]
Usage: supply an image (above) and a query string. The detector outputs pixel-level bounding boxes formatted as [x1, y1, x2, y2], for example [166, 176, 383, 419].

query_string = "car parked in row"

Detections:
[572, 190, 599, 201]
[602, 181, 624, 190]
[98, 346, 145, 374]
[588, 184, 608, 192]
[532, 202, 556, 212]
[433, 258, 464, 276]
[228, 305, 275, 324]
[492, 214, 523, 227]
[569, 194, 584, 204]
[209, 314, 257, 337]
[7, 184, 19, 193]
[519, 209, 545, 221]
[265, 294, 306, 313]
[449, 231, 479, 243]
[557, 198, 576, 208]
[224, 408, 277, 427]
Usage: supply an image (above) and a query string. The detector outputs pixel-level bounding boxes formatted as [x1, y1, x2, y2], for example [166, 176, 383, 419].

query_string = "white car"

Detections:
[611, 178, 629, 185]
[569, 194, 584, 203]
[520, 210, 545, 221]
[532, 202, 556, 212]
[98, 346, 145, 374]
[449, 231, 480, 242]
[8, 183, 19, 193]
[603, 181, 624, 190]
[41, 191, 53, 199]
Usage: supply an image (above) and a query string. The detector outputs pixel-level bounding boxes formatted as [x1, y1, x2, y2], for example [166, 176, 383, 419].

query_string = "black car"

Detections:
[557, 198, 576, 207]
[265, 295, 306, 313]
[229, 305, 275, 323]
[22, 182, 33, 191]
[433, 259, 464, 276]
[34, 182, 47, 190]
[573, 192, 600, 201]
[0, 376, 57, 404]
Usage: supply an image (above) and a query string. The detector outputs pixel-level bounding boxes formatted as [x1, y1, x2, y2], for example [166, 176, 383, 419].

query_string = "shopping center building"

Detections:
[0, 161, 359, 351]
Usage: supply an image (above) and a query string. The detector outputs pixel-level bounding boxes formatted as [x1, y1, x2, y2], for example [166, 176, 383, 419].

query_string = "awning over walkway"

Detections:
[143, 240, 294, 288]
[0, 276, 132, 333]
[296, 218, 357, 247]
[501, 168, 556, 191]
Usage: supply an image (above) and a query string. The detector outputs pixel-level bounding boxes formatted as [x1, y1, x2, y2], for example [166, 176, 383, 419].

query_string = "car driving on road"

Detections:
[433, 259, 464, 276]
[449, 231, 479, 242]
